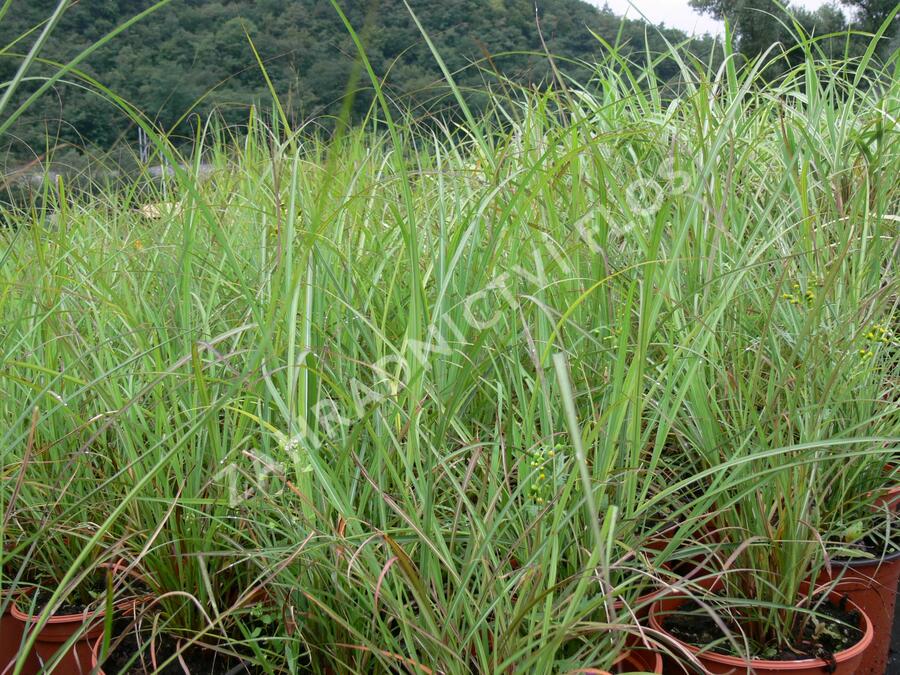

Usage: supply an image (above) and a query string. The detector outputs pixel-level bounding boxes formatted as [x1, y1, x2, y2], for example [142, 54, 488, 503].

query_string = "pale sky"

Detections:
[592, 1, 838, 36]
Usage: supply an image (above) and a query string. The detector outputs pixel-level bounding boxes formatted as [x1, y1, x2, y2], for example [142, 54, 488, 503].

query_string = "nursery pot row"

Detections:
[639, 473, 900, 675]
[816, 470, 900, 674]
[816, 547, 900, 675]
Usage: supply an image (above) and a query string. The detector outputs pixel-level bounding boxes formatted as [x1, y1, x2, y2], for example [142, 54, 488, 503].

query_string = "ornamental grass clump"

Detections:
[1, 1, 899, 673]
[635, 19, 900, 664]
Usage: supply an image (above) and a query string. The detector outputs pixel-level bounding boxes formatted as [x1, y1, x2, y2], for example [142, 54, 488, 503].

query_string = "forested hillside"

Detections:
[0, 0, 715, 158]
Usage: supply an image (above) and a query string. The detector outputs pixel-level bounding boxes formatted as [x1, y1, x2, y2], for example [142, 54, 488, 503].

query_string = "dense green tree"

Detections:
[839, 0, 899, 32]
[1, 0, 716, 158]
[689, 0, 897, 69]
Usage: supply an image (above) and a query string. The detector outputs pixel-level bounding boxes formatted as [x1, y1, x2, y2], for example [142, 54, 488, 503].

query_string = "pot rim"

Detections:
[829, 541, 900, 569]
[90, 632, 106, 675]
[871, 465, 900, 506]
[648, 588, 874, 670]
[9, 587, 141, 624]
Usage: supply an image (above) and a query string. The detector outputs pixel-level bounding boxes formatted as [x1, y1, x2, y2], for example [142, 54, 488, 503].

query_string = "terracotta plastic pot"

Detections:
[643, 523, 726, 594]
[644, 520, 720, 556]
[91, 632, 113, 675]
[11, 597, 105, 674]
[874, 483, 900, 512]
[567, 648, 663, 674]
[871, 464, 900, 512]
[648, 590, 874, 674]
[616, 586, 669, 622]
[0, 606, 20, 672]
[10, 588, 140, 674]
[617, 648, 663, 673]
[1, 592, 40, 675]
[817, 546, 900, 675]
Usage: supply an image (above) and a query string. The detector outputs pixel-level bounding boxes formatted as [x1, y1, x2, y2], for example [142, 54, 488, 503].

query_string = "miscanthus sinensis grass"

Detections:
[1, 29, 899, 673]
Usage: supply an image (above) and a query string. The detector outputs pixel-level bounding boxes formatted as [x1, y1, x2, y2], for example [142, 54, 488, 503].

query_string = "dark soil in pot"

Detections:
[18, 580, 107, 616]
[834, 525, 900, 561]
[16, 574, 151, 615]
[661, 594, 863, 663]
[95, 626, 260, 675]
